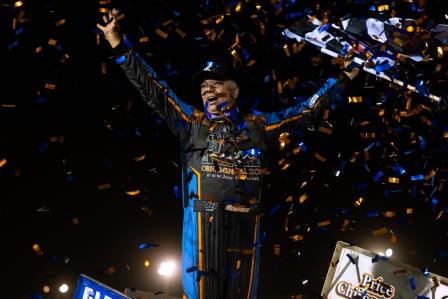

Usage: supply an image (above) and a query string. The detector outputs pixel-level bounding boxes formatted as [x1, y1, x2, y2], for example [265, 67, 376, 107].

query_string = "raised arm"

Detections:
[262, 69, 358, 148]
[97, 9, 198, 141]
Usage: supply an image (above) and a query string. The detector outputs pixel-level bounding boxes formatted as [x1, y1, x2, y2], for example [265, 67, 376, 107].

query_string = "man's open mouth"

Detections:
[207, 96, 218, 103]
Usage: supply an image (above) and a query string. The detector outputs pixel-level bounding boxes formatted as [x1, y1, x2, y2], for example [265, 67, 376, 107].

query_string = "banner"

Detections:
[322, 241, 448, 299]
[73, 275, 130, 299]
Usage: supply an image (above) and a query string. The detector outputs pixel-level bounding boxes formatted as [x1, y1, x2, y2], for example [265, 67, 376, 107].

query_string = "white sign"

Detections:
[322, 241, 448, 299]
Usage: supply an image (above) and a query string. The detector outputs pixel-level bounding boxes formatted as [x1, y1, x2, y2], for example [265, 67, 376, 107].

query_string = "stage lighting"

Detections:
[158, 261, 176, 277]
[59, 283, 69, 293]
[386, 248, 393, 257]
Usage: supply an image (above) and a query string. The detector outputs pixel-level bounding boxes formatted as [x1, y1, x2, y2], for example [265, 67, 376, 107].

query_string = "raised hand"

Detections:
[96, 8, 122, 48]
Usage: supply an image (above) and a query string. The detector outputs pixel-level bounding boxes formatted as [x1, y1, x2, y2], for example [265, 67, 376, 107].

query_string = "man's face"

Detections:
[200, 79, 239, 115]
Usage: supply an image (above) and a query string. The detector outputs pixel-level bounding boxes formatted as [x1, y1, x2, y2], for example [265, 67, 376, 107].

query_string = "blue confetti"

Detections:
[411, 174, 424, 181]
[367, 211, 380, 218]
[373, 171, 384, 182]
[138, 243, 160, 249]
[392, 164, 406, 175]
[409, 276, 416, 290]
[268, 204, 282, 216]
[173, 185, 181, 199]
[8, 40, 19, 50]
[115, 55, 126, 64]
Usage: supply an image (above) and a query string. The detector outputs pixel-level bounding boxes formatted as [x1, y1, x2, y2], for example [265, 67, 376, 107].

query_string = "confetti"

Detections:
[138, 243, 160, 249]
[32, 243, 43, 256]
[0, 158, 7, 168]
[97, 183, 112, 190]
[126, 189, 140, 196]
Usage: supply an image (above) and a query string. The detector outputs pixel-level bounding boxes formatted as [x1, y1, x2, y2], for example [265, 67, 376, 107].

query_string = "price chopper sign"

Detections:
[73, 274, 130, 299]
[322, 241, 448, 299]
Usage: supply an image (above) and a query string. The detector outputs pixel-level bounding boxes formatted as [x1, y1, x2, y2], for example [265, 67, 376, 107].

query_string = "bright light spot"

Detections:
[158, 261, 176, 277]
[59, 284, 69, 293]
[42, 285, 50, 293]
[386, 248, 393, 257]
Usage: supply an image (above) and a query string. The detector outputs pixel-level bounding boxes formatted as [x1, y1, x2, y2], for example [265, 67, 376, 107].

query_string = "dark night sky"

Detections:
[1, 0, 448, 298]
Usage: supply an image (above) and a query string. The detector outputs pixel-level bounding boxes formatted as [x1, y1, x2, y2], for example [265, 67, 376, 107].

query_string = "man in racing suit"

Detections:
[97, 10, 358, 299]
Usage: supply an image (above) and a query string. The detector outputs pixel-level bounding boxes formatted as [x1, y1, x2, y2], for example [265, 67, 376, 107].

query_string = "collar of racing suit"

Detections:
[204, 100, 239, 123]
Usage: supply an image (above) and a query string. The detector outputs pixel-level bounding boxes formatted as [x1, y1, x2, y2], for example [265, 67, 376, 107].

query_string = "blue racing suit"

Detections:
[112, 41, 351, 299]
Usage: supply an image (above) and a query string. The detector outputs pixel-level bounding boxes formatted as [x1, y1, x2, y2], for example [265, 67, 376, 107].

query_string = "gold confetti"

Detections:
[139, 36, 149, 43]
[318, 126, 332, 135]
[350, 151, 360, 163]
[278, 132, 289, 150]
[406, 208, 413, 215]
[235, 1, 242, 13]
[377, 4, 389, 11]
[283, 44, 291, 57]
[99, 0, 112, 4]
[236, 259, 241, 270]
[406, 25, 414, 33]
[388, 177, 399, 184]
[35, 46, 42, 53]
[384, 211, 396, 218]
[289, 234, 303, 241]
[32, 243, 43, 256]
[360, 132, 376, 139]
[1, 104, 16, 108]
[436, 210, 444, 220]
[363, 150, 370, 161]
[55, 19, 66, 26]
[200, 18, 212, 25]
[72, 217, 80, 225]
[175, 27, 186, 38]
[42, 285, 50, 293]
[126, 190, 140, 196]
[134, 154, 146, 162]
[209, 216, 214, 223]
[292, 145, 302, 155]
[44, 83, 56, 90]
[372, 227, 389, 237]
[97, 183, 112, 190]
[99, 7, 109, 13]
[60, 53, 70, 63]
[280, 161, 290, 170]
[354, 197, 365, 207]
[340, 219, 349, 232]
[277, 81, 283, 94]
[47, 39, 57, 46]
[215, 15, 225, 24]
[348, 96, 363, 103]
[144, 259, 150, 268]
[317, 220, 331, 227]
[14, 1, 23, 7]
[101, 62, 107, 75]
[155, 28, 168, 39]
[425, 169, 436, 181]
[314, 152, 326, 162]
[273, 244, 281, 256]
[0, 158, 7, 168]
[437, 46, 443, 58]
[299, 193, 308, 204]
